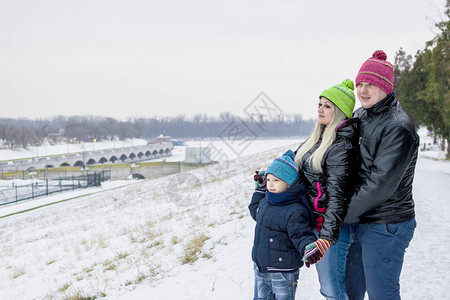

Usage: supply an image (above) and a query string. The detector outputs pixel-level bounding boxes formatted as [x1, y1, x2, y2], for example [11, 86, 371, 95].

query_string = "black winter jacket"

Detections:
[249, 177, 316, 272]
[345, 93, 418, 224]
[298, 118, 360, 245]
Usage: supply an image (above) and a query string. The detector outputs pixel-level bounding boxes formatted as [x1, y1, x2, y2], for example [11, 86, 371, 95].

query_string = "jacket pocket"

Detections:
[385, 223, 400, 235]
[268, 236, 282, 264]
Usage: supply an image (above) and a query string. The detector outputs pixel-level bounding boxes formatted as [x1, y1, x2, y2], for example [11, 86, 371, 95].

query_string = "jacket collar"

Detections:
[365, 92, 397, 117]
[266, 176, 306, 206]
[335, 118, 359, 139]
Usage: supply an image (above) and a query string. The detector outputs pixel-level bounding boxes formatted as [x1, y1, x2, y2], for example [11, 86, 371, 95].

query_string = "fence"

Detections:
[0, 170, 111, 206]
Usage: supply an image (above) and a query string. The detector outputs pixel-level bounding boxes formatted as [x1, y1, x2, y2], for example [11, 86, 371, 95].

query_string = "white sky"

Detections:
[0, 0, 446, 121]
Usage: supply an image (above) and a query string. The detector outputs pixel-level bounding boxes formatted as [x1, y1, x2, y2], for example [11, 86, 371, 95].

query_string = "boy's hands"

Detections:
[302, 239, 330, 268]
[254, 171, 267, 192]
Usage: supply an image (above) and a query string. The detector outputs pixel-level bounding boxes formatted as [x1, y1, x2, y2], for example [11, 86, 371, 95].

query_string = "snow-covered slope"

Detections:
[0, 144, 291, 299]
[0, 142, 449, 299]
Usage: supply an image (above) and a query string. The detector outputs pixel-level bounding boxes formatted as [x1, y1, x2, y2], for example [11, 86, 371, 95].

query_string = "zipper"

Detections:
[359, 137, 370, 145]
[314, 182, 326, 213]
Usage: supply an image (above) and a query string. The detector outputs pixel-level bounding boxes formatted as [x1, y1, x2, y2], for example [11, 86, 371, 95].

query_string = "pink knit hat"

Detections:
[355, 50, 394, 95]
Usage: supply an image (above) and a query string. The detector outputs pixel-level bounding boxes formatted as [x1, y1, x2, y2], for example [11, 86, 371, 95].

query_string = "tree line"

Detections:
[394, 0, 449, 158]
[0, 113, 315, 149]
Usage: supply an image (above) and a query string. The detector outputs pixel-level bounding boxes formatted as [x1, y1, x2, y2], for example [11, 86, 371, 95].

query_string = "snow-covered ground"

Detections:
[0, 137, 304, 162]
[0, 138, 301, 206]
[0, 139, 149, 161]
[0, 134, 448, 299]
[416, 127, 447, 160]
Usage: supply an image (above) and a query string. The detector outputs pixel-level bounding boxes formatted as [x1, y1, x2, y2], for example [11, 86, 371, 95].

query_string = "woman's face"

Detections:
[317, 97, 335, 126]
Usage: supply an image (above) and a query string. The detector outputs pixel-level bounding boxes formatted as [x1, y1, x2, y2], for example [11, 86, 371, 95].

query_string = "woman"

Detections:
[295, 79, 360, 300]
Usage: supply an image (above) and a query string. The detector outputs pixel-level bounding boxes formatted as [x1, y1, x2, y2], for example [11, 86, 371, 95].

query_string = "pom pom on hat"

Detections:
[355, 50, 394, 95]
[266, 150, 299, 186]
[372, 50, 387, 60]
[319, 79, 356, 118]
[342, 78, 355, 90]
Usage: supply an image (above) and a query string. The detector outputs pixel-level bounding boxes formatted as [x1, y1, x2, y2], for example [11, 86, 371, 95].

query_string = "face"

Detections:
[266, 173, 289, 193]
[356, 82, 387, 108]
[317, 97, 335, 126]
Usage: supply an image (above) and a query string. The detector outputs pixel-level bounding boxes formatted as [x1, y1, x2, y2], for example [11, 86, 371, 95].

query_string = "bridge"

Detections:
[0, 142, 173, 173]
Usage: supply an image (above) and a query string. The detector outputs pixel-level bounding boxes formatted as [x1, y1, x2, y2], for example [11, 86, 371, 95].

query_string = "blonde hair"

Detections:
[295, 105, 347, 173]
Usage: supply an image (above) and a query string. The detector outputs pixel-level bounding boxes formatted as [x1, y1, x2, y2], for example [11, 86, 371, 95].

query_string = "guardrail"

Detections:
[0, 170, 111, 206]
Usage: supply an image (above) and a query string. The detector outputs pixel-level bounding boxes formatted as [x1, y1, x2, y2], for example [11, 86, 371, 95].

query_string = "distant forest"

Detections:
[0, 113, 314, 149]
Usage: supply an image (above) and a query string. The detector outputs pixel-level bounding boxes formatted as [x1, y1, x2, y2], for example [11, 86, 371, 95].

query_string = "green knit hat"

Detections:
[319, 79, 355, 118]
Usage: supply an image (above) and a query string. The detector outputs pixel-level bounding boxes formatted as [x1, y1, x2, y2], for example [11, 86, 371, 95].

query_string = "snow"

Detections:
[0, 139, 149, 161]
[145, 138, 306, 163]
[0, 134, 449, 299]
[416, 127, 447, 160]
[0, 138, 302, 162]
[0, 180, 139, 218]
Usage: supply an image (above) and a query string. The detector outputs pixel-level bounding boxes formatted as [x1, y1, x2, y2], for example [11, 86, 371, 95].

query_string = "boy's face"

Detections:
[356, 82, 387, 108]
[266, 173, 289, 193]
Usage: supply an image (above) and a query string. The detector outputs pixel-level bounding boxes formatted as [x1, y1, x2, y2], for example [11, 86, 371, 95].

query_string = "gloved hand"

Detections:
[302, 239, 330, 268]
[254, 170, 267, 192]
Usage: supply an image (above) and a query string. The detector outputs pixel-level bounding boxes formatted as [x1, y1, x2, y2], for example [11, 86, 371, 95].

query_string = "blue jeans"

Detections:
[253, 263, 259, 300]
[315, 224, 354, 300]
[254, 264, 299, 300]
[345, 219, 417, 300]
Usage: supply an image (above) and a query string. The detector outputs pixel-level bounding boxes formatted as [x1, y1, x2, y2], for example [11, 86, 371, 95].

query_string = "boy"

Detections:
[249, 150, 328, 300]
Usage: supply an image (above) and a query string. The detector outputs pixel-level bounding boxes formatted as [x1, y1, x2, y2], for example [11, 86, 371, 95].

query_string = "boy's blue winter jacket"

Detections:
[249, 176, 316, 272]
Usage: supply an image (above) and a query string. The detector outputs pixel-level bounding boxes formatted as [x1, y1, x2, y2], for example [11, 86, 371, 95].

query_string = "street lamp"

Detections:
[82, 143, 86, 171]
[44, 144, 48, 180]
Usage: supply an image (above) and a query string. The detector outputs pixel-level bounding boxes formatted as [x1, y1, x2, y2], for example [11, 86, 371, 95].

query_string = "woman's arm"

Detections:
[320, 144, 358, 244]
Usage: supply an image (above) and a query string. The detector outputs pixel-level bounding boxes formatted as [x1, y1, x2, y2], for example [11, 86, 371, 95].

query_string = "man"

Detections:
[344, 50, 419, 299]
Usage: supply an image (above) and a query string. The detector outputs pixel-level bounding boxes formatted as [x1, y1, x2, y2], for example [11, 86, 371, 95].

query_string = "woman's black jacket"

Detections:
[299, 118, 360, 245]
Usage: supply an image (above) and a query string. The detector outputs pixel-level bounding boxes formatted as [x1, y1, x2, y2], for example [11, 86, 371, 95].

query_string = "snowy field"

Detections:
[0, 138, 301, 205]
[149, 138, 306, 163]
[0, 138, 300, 206]
[0, 134, 449, 299]
[0, 139, 149, 161]
[0, 137, 305, 163]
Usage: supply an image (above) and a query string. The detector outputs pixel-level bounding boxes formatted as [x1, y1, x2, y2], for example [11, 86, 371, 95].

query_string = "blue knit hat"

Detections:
[266, 150, 299, 186]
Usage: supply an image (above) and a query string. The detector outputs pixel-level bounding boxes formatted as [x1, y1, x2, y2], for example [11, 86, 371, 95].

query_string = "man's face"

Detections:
[356, 82, 387, 109]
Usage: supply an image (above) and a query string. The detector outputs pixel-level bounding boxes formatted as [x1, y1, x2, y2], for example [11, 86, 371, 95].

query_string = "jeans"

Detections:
[344, 237, 365, 299]
[254, 263, 299, 300]
[253, 263, 259, 300]
[315, 224, 354, 300]
[345, 219, 417, 300]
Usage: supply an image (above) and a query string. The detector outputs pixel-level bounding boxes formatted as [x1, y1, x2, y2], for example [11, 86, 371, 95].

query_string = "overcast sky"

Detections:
[0, 0, 446, 121]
